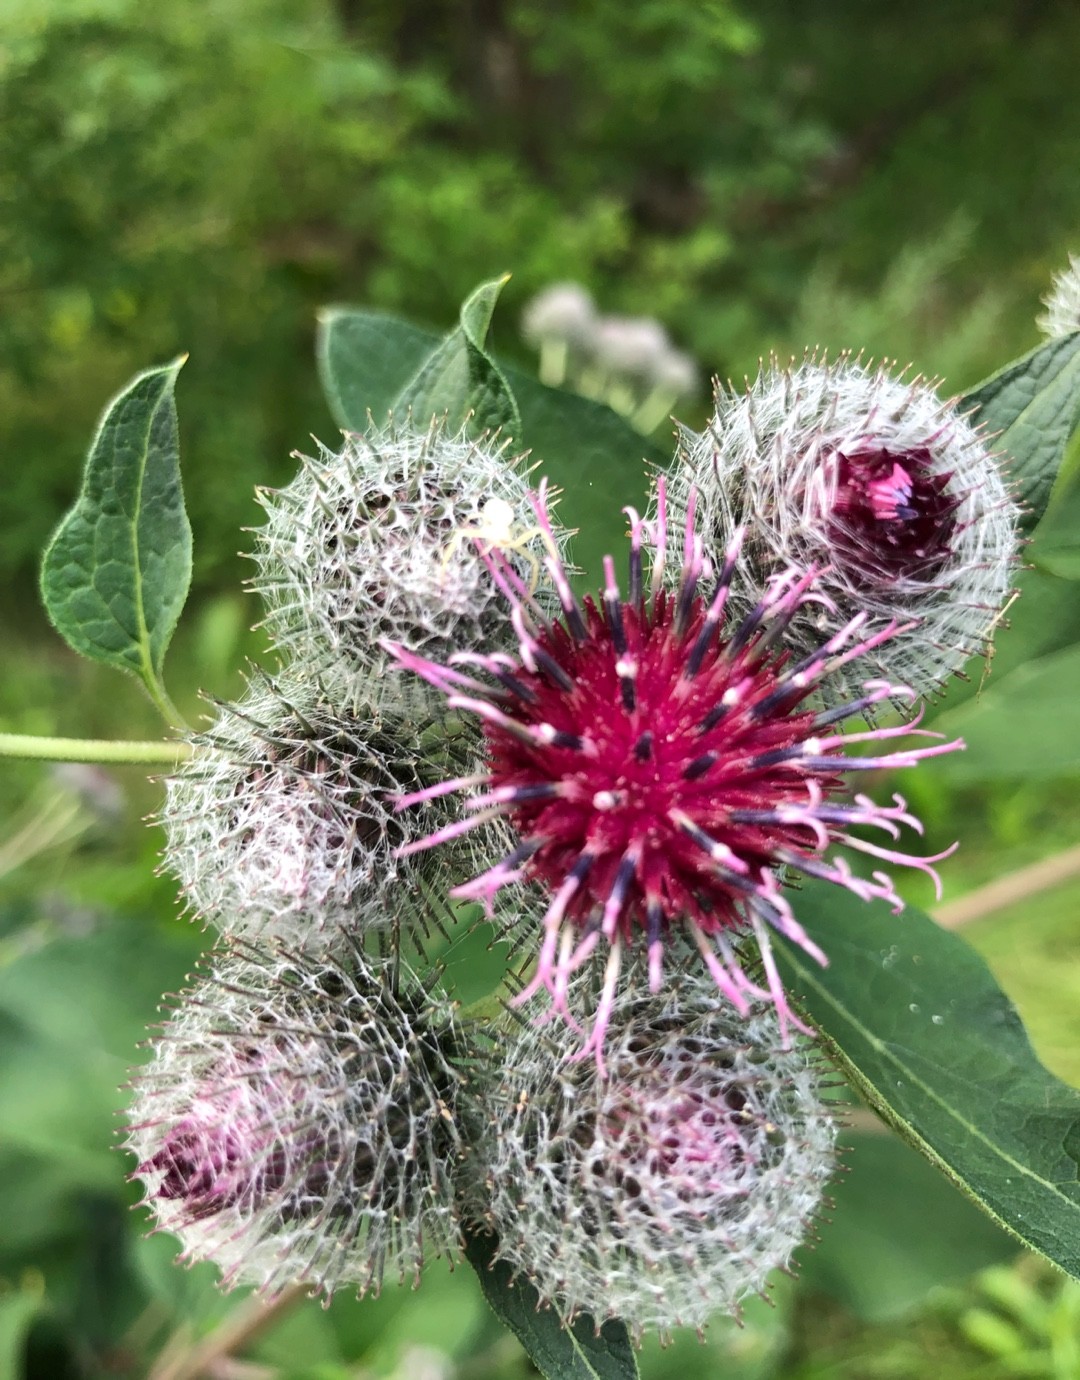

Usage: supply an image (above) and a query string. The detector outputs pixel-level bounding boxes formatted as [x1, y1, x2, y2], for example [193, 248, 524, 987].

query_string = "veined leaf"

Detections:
[464, 1229, 639, 1380]
[962, 331, 1080, 531]
[775, 882, 1080, 1278]
[317, 306, 432, 426]
[926, 642, 1080, 781]
[40, 358, 191, 726]
[394, 277, 522, 440]
[798, 1130, 1016, 1321]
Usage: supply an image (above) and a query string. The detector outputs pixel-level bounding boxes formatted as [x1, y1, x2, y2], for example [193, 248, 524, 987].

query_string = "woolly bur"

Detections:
[248, 419, 566, 710]
[159, 674, 479, 949]
[388, 478, 964, 1059]
[669, 356, 1020, 700]
[124, 944, 467, 1299]
[1039, 253, 1080, 339]
[460, 966, 837, 1338]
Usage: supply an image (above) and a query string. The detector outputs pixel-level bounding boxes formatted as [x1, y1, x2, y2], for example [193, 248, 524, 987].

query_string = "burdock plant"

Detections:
[14, 270, 1080, 1379]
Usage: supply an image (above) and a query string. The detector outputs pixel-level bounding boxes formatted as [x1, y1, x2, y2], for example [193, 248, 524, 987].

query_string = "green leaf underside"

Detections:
[39, 358, 191, 695]
[317, 308, 667, 583]
[962, 331, 1080, 531]
[775, 881, 1080, 1278]
[393, 277, 522, 440]
[1028, 462, 1080, 579]
[798, 1131, 1016, 1322]
[928, 642, 1080, 781]
[464, 1228, 640, 1380]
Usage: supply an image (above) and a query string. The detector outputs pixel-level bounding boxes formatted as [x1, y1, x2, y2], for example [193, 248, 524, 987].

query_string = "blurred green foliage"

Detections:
[5, 0, 1080, 597]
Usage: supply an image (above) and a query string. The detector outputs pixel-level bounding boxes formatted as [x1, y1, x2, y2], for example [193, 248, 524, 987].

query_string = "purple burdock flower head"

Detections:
[124, 944, 466, 1299]
[386, 479, 962, 1062]
[668, 355, 1020, 701]
[160, 673, 476, 950]
[249, 418, 568, 715]
[463, 966, 836, 1337]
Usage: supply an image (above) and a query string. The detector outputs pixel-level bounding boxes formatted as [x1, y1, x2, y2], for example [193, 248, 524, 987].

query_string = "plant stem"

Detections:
[143, 669, 192, 734]
[0, 793, 85, 880]
[935, 842, 1080, 929]
[0, 733, 190, 766]
[149, 1285, 307, 1380]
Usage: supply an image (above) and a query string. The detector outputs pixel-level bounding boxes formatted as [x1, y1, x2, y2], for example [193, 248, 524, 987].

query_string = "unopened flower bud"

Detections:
[521, 283, 598, 349]
[125, 945, 466, 1298]
[651, 347, 700, 398]
[591, 315, 672, 379]
[463, 966, 836, 1337]
[160, 675, 474, 948]
[668, 355, 1020, 698]
[250, 420, 563, 709]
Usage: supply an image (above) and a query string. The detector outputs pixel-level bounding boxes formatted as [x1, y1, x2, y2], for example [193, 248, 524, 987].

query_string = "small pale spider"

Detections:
[439, 497, 559, 592]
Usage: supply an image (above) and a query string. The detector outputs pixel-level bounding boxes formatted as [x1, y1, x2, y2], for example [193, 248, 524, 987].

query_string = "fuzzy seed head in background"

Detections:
[591, 315, 672, 380]
[250, 420, 564, 711]
[160, 675, 475, 949]
[391, 480, 961, 1059]
[466, 967, 836, 1338]
[668, 356, 1020, 701]
[650, 348, 700, 400]
[125, 945, 465, 1299]
[1039, 253, 1080, 339]
[521, 283, 598, 349]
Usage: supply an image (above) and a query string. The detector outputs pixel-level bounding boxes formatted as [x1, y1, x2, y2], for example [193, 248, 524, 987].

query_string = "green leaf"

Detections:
[317, 309, 666, 583]
[463, 1228, 640, 1380]
[774, 882, 1080, 1280]
[39, 358, 191, 727]
[922, 558, 1080, 723]
[394, 277, 522, 440]
[510, 372, 662, 584]
[798, 1131, 1016, 1321]
[1028, 461, 1080, 579]
[317, 308, 433, 428]
[927, 642, 1080, 781]
[961, 331, 1080, 531]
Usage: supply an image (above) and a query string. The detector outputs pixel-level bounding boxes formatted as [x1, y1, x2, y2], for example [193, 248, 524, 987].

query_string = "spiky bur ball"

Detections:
[668, 356, 1020, 701]
[160, 674, 479, 948]
[464, 966, 836, 1338]
[249, 418, 565, 712]
[124, 943, 466, 1299]
[1039, 253, 1080, 339]
[388, 480, 961, 1060]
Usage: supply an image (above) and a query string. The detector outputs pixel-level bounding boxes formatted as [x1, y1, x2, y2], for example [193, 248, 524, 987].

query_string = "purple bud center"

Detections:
[137, 1058, 314, 1224]
[829, 445, 959, 583]
[596, 1050, 768, 1209]
[145, 1114, 272, 1217]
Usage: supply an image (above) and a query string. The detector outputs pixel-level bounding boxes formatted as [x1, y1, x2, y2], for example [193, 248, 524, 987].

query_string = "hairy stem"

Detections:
[0, 733, 190, 766]
[148, 1284, 307, 1380]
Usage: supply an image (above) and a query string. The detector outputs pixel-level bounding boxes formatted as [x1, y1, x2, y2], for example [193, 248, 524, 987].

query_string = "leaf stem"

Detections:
[143, 670, 191, 733]
[0, 733, 190, 766]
